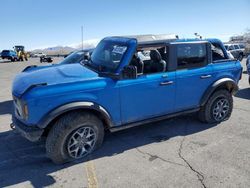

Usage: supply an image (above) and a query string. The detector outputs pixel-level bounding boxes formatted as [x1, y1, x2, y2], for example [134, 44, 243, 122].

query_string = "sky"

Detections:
[0, 0, 249, 50]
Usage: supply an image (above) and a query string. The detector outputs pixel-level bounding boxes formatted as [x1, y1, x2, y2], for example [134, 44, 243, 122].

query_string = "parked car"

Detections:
[224, 43, 245, 61]
[40, 56, 53, 63]
[226, 50, 234, 59]
[33, 52, 46, 58]
[1, 50, 18, 62]
[11, 35, 242, 164]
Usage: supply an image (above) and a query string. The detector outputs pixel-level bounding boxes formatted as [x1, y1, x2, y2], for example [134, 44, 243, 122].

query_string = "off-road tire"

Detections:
[198, 89, 233, 123]
[46, 112, 104, 164]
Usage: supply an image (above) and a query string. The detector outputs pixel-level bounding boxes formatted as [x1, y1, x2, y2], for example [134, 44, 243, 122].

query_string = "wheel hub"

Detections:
[67, 127, 96, 159]
[213, 98, 230, 121]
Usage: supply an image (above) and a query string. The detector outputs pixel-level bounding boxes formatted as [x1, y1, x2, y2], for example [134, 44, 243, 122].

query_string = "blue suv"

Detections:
[11, 35, 242, 164]
[1, 50, 18, 62]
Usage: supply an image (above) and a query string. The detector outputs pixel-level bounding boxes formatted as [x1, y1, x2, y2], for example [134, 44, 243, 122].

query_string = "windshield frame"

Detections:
[60, 50, 86, 65]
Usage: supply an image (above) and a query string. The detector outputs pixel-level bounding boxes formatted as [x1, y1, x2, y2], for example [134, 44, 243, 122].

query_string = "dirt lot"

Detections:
[0, 58, 249, 188]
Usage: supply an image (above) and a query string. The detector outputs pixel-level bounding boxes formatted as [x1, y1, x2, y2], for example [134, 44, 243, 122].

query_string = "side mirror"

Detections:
[122, 65, 137, 79]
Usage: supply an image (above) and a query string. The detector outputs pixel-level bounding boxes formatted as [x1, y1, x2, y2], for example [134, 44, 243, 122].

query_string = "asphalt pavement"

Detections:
[0, 58, 249, 188]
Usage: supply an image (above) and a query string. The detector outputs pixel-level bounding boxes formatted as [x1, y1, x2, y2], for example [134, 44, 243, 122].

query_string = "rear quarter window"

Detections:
[211, 43, 227, 61]
[234, 45, 239, 49]
[228, 45, 234, 50]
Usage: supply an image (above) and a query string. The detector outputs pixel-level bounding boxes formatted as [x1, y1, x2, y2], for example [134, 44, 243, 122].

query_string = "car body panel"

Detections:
[12, 63, 99, 96]
[175, 64, 214, 110]
[118, 71, 176, 124]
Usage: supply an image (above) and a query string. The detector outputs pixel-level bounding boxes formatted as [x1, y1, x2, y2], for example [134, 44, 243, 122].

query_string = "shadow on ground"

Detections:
[0, 100, 13, 115]
[235, 88, 250, 100]
[0, 114, 217, 187]
[0, 60, 13, 64]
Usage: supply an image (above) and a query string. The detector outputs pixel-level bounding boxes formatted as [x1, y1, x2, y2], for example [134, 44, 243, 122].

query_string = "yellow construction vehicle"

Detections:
[13, 45, 28, 61]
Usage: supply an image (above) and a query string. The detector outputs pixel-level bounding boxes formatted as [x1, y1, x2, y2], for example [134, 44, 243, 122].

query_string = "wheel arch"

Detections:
[38, 102, 114, 133]
[200, 78, 238, 106]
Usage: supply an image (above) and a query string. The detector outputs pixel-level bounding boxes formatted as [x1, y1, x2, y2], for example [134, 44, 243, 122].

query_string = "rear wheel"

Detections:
[46, 112, 104, 164]
[199, 89, 233, 123]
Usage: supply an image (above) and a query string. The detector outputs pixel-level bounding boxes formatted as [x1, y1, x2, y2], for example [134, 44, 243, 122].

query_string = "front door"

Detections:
[118, 71, 176, 124]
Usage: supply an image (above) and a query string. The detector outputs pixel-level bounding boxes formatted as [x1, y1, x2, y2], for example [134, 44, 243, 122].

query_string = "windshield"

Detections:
[90, 40, 128, 72]
[60, 51, 85, 65]
[2, 50, 10, 53]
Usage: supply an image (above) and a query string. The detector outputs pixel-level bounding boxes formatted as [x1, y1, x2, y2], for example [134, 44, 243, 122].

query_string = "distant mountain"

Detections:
[69, 39, 100, 49]
[31, 39, 100, 55]
[32, 46, 76, 55]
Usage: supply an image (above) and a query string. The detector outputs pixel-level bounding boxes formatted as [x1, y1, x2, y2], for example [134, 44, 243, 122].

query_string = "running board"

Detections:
[109, 108, 200, 132]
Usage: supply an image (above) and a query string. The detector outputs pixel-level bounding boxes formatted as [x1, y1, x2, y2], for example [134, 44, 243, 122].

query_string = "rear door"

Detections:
[174, 42, 214, 111]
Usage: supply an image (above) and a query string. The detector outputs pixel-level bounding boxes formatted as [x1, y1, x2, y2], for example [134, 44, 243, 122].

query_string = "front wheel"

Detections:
[46, 112, 104, 164]
[198, 89, 233, 123]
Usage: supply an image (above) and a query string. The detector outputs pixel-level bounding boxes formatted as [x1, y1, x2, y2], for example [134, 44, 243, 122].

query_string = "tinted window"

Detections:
[239, 44, 245, 49]
[228, 45, 234, 50]
[177, 43, 207, 69]
[234, 45, 239, 49]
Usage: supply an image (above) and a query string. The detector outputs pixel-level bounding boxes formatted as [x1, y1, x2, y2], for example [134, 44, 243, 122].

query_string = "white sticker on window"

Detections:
[112, 46, 127, 54]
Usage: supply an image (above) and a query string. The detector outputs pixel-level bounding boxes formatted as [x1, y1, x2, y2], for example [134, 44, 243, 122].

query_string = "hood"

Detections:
[12, 63, 99, 97]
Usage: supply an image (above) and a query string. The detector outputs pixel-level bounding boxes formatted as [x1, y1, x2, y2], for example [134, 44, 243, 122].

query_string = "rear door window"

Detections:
[176, 43, 207, 69]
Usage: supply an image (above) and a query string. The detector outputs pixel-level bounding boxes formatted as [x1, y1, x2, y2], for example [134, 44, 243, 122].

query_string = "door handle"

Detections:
[160, 81, 174, 86]
[200, 75, 212, 79]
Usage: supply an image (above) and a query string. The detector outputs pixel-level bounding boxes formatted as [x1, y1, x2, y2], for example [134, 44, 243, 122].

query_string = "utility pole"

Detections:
[81, 26, 83, 50]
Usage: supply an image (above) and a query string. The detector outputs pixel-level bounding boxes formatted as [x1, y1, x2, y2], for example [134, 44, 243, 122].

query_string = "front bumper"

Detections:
[11, 117, 44, 142]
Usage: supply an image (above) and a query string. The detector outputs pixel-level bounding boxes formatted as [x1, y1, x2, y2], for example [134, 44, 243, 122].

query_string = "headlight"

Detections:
[13, 97, 29, 120]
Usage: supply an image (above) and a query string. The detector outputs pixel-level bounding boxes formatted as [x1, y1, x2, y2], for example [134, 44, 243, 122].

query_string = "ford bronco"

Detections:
[11, 34, 242, 164]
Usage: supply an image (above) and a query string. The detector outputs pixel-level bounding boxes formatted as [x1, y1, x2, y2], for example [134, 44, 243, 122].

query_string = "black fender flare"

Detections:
[37, 102, 114, 129]
[200, 78, 239, 106]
